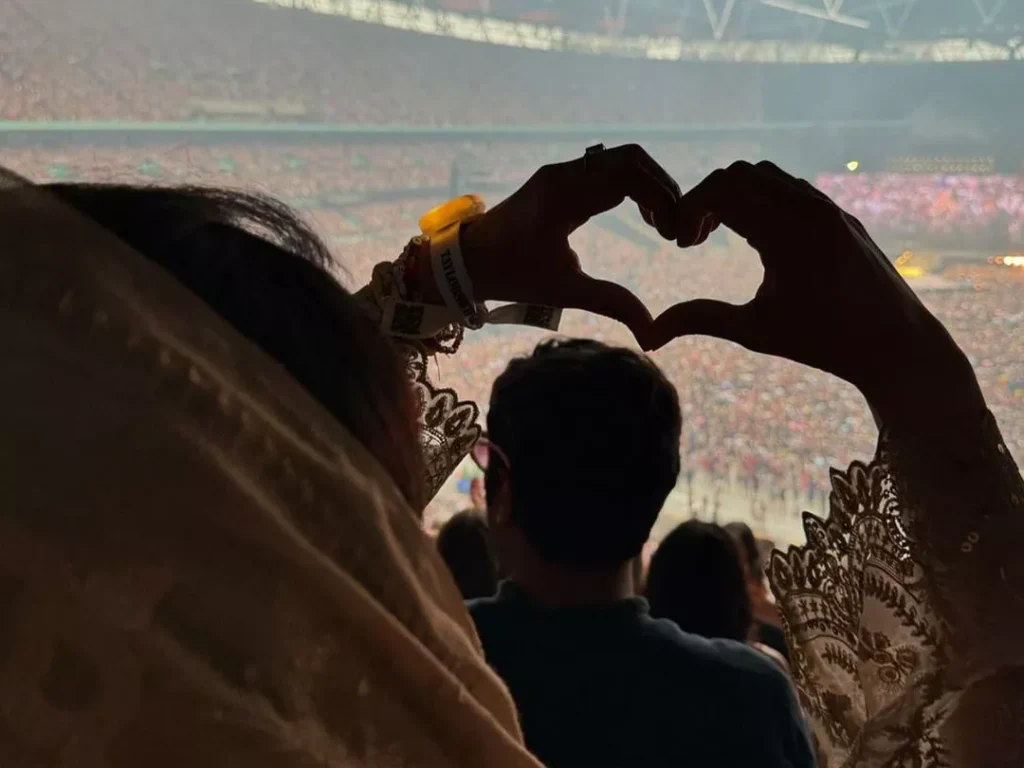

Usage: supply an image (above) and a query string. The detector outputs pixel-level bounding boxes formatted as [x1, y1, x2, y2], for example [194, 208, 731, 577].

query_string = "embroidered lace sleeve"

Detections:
[354, 282, 480, 502]
[768, 411, 1024, 768]
[401, 341, 480, 501]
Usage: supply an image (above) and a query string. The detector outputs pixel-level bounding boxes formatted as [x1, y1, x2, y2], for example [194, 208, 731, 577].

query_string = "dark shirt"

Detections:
[469, 581, 814, 768]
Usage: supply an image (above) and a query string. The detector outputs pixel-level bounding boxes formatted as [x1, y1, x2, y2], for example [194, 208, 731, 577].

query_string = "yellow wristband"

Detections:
[419, 194, 486, 238]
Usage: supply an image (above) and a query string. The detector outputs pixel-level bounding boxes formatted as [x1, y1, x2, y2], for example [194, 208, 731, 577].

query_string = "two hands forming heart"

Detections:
[459, 144, 985, 429]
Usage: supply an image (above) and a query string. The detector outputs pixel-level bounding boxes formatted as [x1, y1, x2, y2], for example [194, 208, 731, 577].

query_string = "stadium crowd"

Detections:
[435, 231, 1024, 516]
[1, 141, 756, 198]
[818, 172, 1024, 247]
[0, 0, 757, 124]
[261, 197, 1024, 529]
[304, 206, 1024, 539]
[6, 141, 1022, 525]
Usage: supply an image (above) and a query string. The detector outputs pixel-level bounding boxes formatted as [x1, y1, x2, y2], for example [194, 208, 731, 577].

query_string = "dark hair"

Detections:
[436, 510, 499, 600]
[47, 183, 426, 509]
[645, 521, 753, 642]
[724, 521, 762, 580]
[486, 338, 681, 566]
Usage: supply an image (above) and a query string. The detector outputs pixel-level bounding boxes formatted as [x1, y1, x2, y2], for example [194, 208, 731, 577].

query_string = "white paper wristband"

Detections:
[374, 225, 564, 340]
[430, 223, 485, 329]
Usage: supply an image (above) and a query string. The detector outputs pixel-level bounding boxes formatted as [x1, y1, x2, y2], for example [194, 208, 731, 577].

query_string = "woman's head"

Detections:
[724, 521, 763, 583]
[644, 520, 753, 642]
[46, 183, 426, 510]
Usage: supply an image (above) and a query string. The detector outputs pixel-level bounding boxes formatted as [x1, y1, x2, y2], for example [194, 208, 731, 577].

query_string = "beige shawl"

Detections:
[0, 180, 540, 767]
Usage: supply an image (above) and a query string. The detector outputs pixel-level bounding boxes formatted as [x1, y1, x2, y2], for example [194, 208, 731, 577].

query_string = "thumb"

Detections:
[649, 299, 758, 351]
[559, 271, 654, 344]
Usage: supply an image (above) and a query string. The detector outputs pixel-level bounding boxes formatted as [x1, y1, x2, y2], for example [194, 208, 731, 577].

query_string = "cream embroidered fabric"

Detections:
[0, 179, 539, 767]
[768, 415, 1024, 768]
[352, 280, 481, 502]
[402, 344, 480, 502]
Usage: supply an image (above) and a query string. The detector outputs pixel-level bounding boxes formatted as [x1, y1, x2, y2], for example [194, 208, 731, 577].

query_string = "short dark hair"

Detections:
[645, 521, 753, 642]
[486, 338, 681, 566]
[436, 510, 498, 600]
[47, 183, 425, 509]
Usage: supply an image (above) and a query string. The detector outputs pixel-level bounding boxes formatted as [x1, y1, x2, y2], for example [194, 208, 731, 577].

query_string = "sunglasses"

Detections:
[470, 434, 511, 472]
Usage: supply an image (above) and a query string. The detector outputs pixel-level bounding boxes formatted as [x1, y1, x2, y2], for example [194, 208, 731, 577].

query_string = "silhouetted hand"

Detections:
[649, 161, 984, 425]
[460, 144, 682, 341]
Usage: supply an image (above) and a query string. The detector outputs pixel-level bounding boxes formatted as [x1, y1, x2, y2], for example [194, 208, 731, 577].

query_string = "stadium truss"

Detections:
[666, 0, 1022, 43]
[255, 0, 1024, 61]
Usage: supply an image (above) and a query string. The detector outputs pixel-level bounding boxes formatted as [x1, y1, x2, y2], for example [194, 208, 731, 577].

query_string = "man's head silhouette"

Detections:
[483, 338, 680, 599]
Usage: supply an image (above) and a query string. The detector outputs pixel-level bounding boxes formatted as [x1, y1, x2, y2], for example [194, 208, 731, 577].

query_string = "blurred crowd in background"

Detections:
[431, 229, 1024, 533]
[819, 173, 1024, 247]
[0, 0, 756, 124]
[3, 0, 1022, 544]
[0, 142, 754, 197]
[6, 141, 1022, 540]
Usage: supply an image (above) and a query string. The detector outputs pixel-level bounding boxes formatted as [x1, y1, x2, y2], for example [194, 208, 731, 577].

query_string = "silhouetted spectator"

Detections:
[468, 339, 812, 768]
[436, 510, 499, 600]
[646, 521, 753, 642]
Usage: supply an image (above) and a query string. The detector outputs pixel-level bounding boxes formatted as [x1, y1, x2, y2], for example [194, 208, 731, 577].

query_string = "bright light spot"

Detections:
[846, 161, 860, 172]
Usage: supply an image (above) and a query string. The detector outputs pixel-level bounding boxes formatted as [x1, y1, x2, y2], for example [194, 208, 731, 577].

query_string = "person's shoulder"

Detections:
[465, 591, 525, 661]
[638, 619, 813, 765]
[639, 616, 790, 690]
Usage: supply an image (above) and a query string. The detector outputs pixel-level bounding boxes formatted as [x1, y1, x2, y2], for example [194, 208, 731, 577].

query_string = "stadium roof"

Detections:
[446, 0, 1024, 47]
[261, 1, 1024, 61]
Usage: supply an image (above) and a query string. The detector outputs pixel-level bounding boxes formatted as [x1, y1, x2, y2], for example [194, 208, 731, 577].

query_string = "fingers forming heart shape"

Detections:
[647, 160, 972, 409]
[467, 151, 950, 398]
[462, 143, 683, 345]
